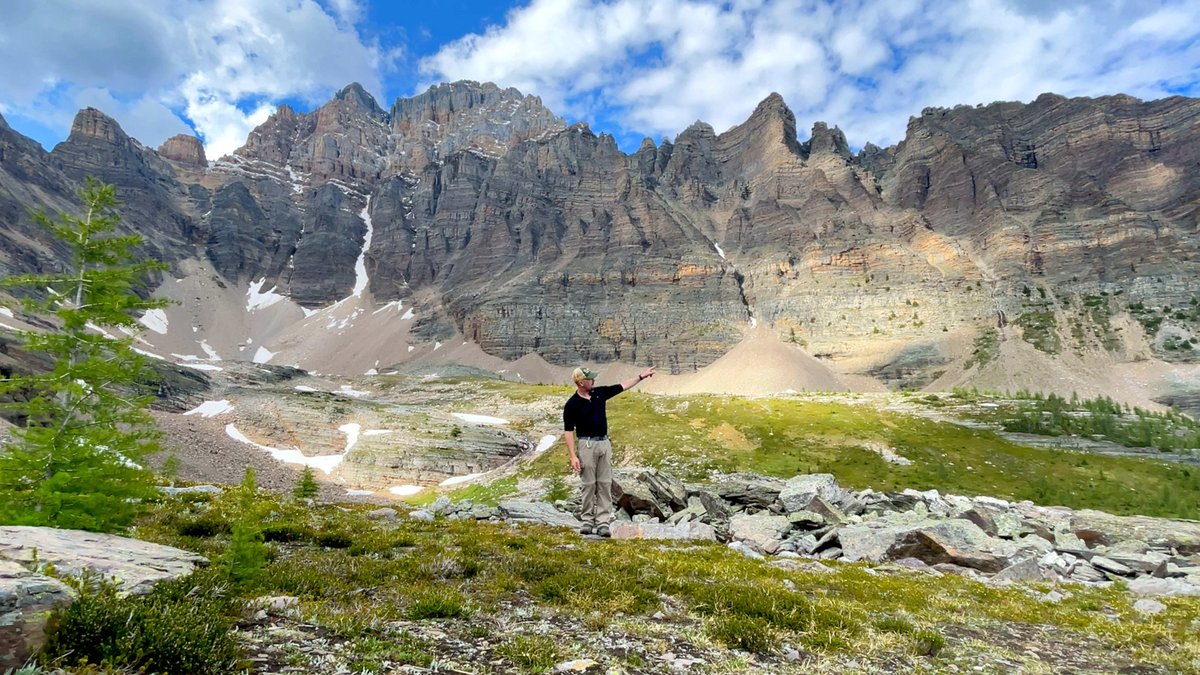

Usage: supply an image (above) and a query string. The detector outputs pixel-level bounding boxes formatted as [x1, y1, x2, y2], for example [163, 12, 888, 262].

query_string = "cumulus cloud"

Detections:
[421, 0, 1200, 149]
[0, 0, 386, 158]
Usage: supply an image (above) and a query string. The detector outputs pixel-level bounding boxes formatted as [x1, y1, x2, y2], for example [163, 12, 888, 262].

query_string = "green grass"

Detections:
[112, 492, 1200, 673]
[526, 393, 1200, 519]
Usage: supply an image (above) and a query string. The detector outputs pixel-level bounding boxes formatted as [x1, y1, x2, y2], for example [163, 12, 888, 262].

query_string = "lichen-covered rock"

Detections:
[0, 560, 76, 670]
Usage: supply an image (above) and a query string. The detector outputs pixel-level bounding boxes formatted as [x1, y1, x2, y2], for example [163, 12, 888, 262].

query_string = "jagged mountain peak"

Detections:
[334, 82, 384, 115]
[157, 134, 207, 167]
[804, 121, 851, 157]
[67, 107, 133, 146]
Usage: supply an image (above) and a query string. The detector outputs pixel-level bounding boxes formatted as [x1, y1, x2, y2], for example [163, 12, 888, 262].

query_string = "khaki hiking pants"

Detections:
[578, 437, 613, 526]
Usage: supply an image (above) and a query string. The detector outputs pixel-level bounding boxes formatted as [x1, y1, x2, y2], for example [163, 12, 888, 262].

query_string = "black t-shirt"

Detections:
[563, 384, 624, 438]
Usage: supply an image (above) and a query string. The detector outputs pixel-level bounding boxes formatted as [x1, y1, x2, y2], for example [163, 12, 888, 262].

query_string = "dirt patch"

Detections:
[707, 422, 755, 452]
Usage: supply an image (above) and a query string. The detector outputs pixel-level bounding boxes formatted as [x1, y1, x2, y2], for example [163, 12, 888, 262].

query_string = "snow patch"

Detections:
[439, 473, 484, 487]
[225, 424, 344, 474]
[133, 348, 165, 360]
[253, 346, 276, 364]
[535, 435, 557, 453]
[713, 242, 726, 259]
[363, 429, 392, 437]
[139, 308, 168, 334]
[452, 413, 509, 425]
[338, 386, 369, 398]
[401, 308, 414, 320]
[182, 363, 223, 371]
[247, 278, 286, 312]
[372, 300, 402, 314]
[302, 306, 319, 318]
[294, 385, 317, 392]
[339, 423, 361, 454]
[199, 340, 221, 360]
[434, 341, 442, 350]
[386, 482, 424, 494]
[407, 346, 414, 353]
[1, 307, 15, 318]
[345, 489, 374, 496]
[184, 400, 234, 418]
[388, 485, 424, 496]
[365, 368, 378, 375]
[351, 197, 373, 298]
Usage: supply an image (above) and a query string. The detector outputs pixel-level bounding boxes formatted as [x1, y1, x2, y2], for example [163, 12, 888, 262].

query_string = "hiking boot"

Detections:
[579, 523, 594, 535]
[596, 524, 611, 538]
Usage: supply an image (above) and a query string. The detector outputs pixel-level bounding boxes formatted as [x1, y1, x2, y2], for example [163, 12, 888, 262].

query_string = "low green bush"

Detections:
[406, 587, 469, 619]
[497, 634, 560, 673]
[41, 570, 240, 674]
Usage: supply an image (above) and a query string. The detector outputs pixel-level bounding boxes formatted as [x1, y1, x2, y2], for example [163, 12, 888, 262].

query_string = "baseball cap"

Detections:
[572, 367, 599, 383]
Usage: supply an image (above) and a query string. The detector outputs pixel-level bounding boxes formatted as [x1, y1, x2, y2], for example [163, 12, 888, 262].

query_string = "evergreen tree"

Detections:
[293, 466, 320, 500]
[225, 468, 267, 584]
[0, 178, 168, 531]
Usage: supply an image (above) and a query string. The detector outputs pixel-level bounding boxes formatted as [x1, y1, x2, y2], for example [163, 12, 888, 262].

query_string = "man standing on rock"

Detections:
[563, 365, 655, 537]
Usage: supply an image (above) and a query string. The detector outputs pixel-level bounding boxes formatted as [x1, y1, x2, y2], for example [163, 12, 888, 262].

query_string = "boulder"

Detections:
[1126, 576, 1200, 597]
[366, 508, 398, 521]
[778, 474, 843, 512]
[992, 557, 1050, 584]
[839, 519, 1017, 572]
[608, 521, 717, 541]
[1090, 556, 1134, 576]
[0, 526, 207, 596]
[497, 501, 583, 529]
[1069, 510, 1200, 554]
[612, 468, 688, 519]
[709, 473, 785, 508]
[0, 560, 76, 670]
[729, 513, 793, 555]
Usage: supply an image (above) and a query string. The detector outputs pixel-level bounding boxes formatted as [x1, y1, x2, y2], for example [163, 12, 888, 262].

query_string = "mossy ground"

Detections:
[86, 491, 1198, 674]
[515, 389, 1200, 520]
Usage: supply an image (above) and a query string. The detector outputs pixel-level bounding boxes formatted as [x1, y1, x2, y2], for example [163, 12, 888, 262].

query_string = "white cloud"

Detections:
[422, 0, 1200, 149]
[0, 0, 385, 158]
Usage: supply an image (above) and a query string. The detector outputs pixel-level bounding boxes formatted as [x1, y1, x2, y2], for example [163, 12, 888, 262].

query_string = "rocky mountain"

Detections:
[1, 82, 1199, 397]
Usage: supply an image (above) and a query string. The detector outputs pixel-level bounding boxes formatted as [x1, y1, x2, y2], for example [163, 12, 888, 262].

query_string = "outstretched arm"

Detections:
[620, 366, 656, 391]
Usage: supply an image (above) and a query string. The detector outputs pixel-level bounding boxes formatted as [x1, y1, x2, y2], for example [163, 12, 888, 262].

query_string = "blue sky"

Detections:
[2, 0, 1199, 159]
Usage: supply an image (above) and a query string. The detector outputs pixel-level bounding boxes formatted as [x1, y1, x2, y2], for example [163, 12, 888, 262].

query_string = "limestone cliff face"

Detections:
[5, 84, 1200, 376]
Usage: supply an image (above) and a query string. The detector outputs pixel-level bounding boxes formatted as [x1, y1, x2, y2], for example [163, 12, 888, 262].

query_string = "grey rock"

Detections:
[1069, 564, 1108, 583]
[710, 474, 785, 508]
[409, 510, 435, 522]
[0, 560, 76, 670]
[365, 508, 398, 521]
[429, 496, 453, 514]
[727, 541, 765, 561]
[787, 510, 827, 528]
[1091, 556, 1134, 576]
[612, 468, 688, 519]
[729, 513, 793, 555]
[778, 474, 844, 512]
[0, 526, 206, 596]
[1126, 576, 1200, 597]
[992, 557, 1049, 583]
[608, 521, 716, 541]
[159, 484, 224, 495]
[497, 501, 583, 529]
[839, 519, 1017, 571]
[1133, 598, 1168, 615]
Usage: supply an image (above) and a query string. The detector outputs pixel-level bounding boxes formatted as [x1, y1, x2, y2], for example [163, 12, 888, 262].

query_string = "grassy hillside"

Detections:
[512, 389, 1200, 520]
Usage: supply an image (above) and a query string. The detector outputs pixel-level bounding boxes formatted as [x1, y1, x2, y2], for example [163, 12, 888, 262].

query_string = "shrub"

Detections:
[497, 635, 560, 673]
[261, 521, 313, 543]
[406, 587, 469, 619]
[41, 571, 240, 674]
[706, 613, 776, 653]
[293, 466, 320, 500]
[314, 530, 354, 549]
[176, 514, 230, 538]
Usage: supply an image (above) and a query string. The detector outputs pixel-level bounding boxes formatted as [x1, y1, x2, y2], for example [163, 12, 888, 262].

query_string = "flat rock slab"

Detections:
[497, 501, 582, 529]
[0, 526, 207, 596]
[609, 521, 716, 541]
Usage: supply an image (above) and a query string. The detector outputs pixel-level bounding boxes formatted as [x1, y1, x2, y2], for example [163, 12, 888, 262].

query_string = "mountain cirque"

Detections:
[2, 82, 1200, 397]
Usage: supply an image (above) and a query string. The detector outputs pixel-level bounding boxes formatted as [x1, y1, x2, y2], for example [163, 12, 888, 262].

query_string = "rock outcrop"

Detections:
[0, 527, 207, 669]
